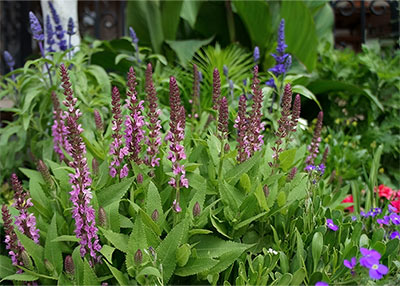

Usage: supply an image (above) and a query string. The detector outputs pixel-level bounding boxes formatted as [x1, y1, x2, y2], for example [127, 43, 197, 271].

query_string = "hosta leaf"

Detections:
[44, 214, 63, 275]
[97, 177, 135, 207]
[156, 218, 189, 282]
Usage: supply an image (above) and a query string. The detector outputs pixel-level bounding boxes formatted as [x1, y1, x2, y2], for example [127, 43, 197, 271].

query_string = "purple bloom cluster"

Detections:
[51, 91, 71, 161]
[253, 46, 260, 62]
[326, 218, 338, 231]
[109, 86, 129, 178]
[2, 205, 24, 268]
[125, 66, 145, 165]
[166, 77, 189, 211]
[29, 12, 44, 41]
[144, 63, 161, 167]
[361, 207, 382, 218]
[266, 19, 291, 88]
[247, 66, 265, 156]
[218, 96, 229, 138]
[60, 63, 101, 264]
[306, 111, 324, 165]
[359, 248, 388, 280]
[305, 164, 326, 175]
[234, 95, 249, 163]
[49, 2, 67, 51]
[11, 174, 40, 243]
[46, 15, 56, 52]
[212, 68, 221, 111]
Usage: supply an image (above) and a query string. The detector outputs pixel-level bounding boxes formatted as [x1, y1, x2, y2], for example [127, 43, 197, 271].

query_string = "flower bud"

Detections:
[263, 185, 269, 197]
[45, 259, 55, 274]
[134, 249, 143, 264]
[37, 160, 54, 189]
[94, 109, 104, 132]
[151, 209, 159, 221]
[287, 167, 297, 182]
[193, 202, 201, 217]
[65, 255, 75, 275]
[99, 207, 107, 228]
[224, 143, 230, 153]
[92, 158, 99, 176]
[21, 250, 33, 270]
[137, 173, 143, 184]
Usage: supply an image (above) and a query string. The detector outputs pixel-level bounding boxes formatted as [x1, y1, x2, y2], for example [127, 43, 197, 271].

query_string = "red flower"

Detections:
[378, 184, 394, 200]
[390, 200, 400, 213]
[341, 195, 354, 212]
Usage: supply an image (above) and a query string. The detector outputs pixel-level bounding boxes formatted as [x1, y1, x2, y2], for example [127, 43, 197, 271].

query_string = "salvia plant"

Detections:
[0, 11, 399, 286]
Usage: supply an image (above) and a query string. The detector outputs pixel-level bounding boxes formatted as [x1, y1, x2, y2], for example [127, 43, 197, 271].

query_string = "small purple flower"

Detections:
[344, 257, 357, 274]
[390, 231, 400, 239]
[266, 78, 276, 88]
[173, 199, 182, 213]
[253, 46, 260, 62]
[129, 27, 139, 44]
[360, 211, 367, 217]
[67, 17, 75, 36]
[390, 213, 400, 225]
[377, 215, 390, 225]
[388, 204, 397, 213]
[315, 282, 328, 286]
[305, 165, 316, 172]
[368, 262, 388, 280]
[359, 248, 381, 268]
[29, 12, 44, 41]
[326, 219, 338, 231]
[223, 65, 228, 77]
[351, 216, 357, 221]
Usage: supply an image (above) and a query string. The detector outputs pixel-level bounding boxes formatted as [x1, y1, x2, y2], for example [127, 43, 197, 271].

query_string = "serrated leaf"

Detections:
[225, 151, 262, 185]
[175, 257, 218, 276]
[97, 177, 135, 207]
[51, 235, 79, 243]
[100, 228, 129, 253]
[44, 214, 63, 275]
[279, 149, 297, 172]
[100, 245, 115, 263]
[146, 181, 164, 219]
[234, 212, 267, 230]
[137, 266, 162, 279]
[104, 260, 130, 286]
[72, 247, 84, 285]
[15, 230, 45, 273]
[207, 247, 246, 275]
[0, 255, 14, 279]
[83, 260, 98, 286]
[192, 235, 251, 259]
[1, 273, 38, 282]
[156, 219, 189, 282]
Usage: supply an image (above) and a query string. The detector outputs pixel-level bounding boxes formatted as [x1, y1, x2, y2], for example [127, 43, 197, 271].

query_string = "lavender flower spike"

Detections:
[253, 46, 260, 62]
[110, 86, 129, 178]
[218, 96, 228, 138]
[144, 63, 162, 167]
[125, 66, 145, 165]
[29, 12, 44, 41]
[129, 27, 140, 63]
[67, 17, 75, 58]
[212, 68, 221, 111]
[60, 63, 101, 264]
[51, 91, 71, 160]
[46, 15, 56, 53]
[3, 51, 16, 81]
[11, 174, 40, 243]
[167, 77, 189, 212]
[49, 2, 67, 51]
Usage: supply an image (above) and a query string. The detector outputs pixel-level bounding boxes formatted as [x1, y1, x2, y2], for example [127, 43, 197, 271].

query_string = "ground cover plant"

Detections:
[1, 6, 399, 286]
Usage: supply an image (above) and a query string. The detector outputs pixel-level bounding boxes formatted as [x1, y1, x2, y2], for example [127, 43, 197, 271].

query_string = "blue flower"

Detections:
[29, 12, 44, 41]
[3, 51, 15, 68]
[253, 46, 260, 62]
[359, 248, 381, 268]
[48, 2, 67, 51]
[46, 15, 56, 52]
[326, 219, 338, 231]
[129, 27, 139, 44]
[67, 17, 75, 36]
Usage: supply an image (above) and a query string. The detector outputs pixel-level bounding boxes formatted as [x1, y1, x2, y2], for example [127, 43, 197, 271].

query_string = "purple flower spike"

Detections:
[212, 68, 221, 111]
[67, 17, 75, 36]
[2, 205, 25, 268]
[144, 63, 161, 167]
[3, 51, 15, 69]
[315, 282, 328, 286]
[51, 91, 71, 160]
[253, 46, 260, 62]
[369, 262, 388, 280]
[218, 96, 229, 138]
[234, 95, 249, 163]
[46, 15, 56, 52]
[326, 219, 338, 231]
[49, 2, 67, 51]
[60, 64, 101, 265]
[306, 111, 323, 165]
[129, 27, 139, 44]
[29, 12, 44, 41]
[125, 66, 145, 165]
[359, 248, 381, 268]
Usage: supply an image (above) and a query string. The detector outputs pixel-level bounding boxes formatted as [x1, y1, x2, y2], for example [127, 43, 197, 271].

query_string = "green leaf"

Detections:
[287, 175, 307, 202]
[44, 214, 63, 275]
[104, 260, 130, 286]
[281, 0, 318, 71]
[291, 268, 306, 286]
[175, 257, 218, 276]
[161, 0, 183, 40]
[156, 219, 189, 282]
[166, 37, 214, 68]
[207, 247, 247, 275]
[86, 65, 111, 95]
[72, 247, 84, 285]
[192, 235, 251, 259]
[51, 235, 79, 243]
[207, 134, 221, 167]
[233, 0, 271, 47]
[137, 266, 162, 279]
[140, 208, 161, 236]
[234, 212, 267, 230]
[181, 0, 203, 28]
[83, 259, 98, 285]
[273, 273, 292, 286]
[210, 213, 232, 239]
[97, 177, 135, 207]
[146, 181, 164, 221]
[1, 273, 38, 282]
[176, 244, 191, 267]
[292, 85, 321, 109]
[0, 256, 14, 279]
[115, 54, 132, 65]
[100, 228, 129, 253]
[100, 245, 115, 263]
[254, 183, 269, 212]
[225, 151, 262, 185]
[15, 230, 45, 273]
[312, 232, 323, 272]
